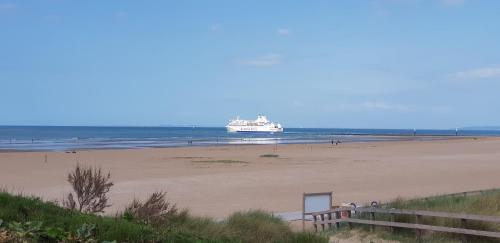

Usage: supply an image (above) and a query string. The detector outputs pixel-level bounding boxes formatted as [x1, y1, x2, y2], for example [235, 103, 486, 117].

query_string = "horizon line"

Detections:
[0, 124, 497, 131]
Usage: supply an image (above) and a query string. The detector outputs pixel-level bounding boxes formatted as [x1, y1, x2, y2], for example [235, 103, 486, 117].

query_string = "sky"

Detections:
[1, 0, 500, 129]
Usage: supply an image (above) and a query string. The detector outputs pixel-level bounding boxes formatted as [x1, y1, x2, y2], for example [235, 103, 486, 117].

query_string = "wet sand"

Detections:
[1, 137, 499, 218]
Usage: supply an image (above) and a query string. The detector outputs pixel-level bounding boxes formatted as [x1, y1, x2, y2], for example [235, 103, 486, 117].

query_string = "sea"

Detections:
[1, 126, 499, 152]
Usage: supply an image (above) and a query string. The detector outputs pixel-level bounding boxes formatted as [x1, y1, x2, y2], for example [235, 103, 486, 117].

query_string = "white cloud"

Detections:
[372, 0, 464, 8]
[454, 66, 500, 79]
[359, 101, 412, 112]
[329, 101, 413, 112]
[379, 0, 420, 5]
[292, 100, 304, 107]
[276, 28, 290, 36]
[361, 101, 408, 111]
[43, 15, 62, 22]
[240, 54, 282, 67]
[211, 24, 222, 32]
[0, 3, 16, 13]
[440, 0, 465, 7]
[115, 11, 129, 19]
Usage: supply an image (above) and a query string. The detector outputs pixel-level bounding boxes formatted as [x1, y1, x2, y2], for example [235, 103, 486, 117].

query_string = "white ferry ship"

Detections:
[226, 115, 283, 133]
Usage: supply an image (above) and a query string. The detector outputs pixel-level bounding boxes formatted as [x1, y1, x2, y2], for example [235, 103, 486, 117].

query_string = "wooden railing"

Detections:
[311, 207, 500, 242]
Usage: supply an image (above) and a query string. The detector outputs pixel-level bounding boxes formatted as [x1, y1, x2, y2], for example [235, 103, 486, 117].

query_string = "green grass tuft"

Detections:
[226, 210, 292, 242]
[192, 160, 249, 164]
[260, 154, 280, 158]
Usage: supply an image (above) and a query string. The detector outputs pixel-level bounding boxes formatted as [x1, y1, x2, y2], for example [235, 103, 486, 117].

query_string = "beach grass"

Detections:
[260, 154, 280, 158]
[192, 159, 249, 164]
[0, 192, 327, 243]
[174, 156, 211, 159]
[387, 189, 500, 217]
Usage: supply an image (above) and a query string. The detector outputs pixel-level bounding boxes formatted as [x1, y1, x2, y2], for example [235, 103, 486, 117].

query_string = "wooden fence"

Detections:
[311, 207, 500, 242]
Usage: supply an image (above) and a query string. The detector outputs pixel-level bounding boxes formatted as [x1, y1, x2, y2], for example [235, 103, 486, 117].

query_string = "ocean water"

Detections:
[1, 126, 499, 151]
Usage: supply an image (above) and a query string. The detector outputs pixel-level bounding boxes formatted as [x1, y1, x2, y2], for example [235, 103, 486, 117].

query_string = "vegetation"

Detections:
[260, 154, 279, 158]
[192, 159, 249, 164]
[123, 191, 178, 225]
[0, 192, 327, 242]
[387, 189, 500, 217]
[0, 192, 151, 242]
[63, 164, 113, 213]
[329, 189, 500, 242]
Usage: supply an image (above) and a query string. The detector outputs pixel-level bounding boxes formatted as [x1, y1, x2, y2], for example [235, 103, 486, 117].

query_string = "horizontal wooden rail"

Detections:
[311, 206, 500, 240]
[314, 218, 500, 238]
[312, 207, 500, 223]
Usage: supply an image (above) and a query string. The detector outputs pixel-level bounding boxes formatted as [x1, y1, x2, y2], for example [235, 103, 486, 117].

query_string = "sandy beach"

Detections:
[1, 137, 500, 218]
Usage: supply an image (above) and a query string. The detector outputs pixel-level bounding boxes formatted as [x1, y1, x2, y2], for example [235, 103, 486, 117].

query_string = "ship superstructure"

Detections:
[226, 115, 283, 133]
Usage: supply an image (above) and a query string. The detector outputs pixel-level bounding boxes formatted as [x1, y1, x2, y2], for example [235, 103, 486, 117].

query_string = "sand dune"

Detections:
[1, 137, 500, 218]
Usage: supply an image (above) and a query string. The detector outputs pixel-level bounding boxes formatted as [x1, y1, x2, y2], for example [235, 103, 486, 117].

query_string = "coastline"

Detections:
[0, 134, 471, 153]
[2, 126, 500, 152]
[1, 137, 500, 218]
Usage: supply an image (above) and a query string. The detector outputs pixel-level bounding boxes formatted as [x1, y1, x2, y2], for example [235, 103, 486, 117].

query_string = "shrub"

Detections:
[226, 210, 292, 243]
[63, 164, 113, 213]
[123, 191, 178, 225]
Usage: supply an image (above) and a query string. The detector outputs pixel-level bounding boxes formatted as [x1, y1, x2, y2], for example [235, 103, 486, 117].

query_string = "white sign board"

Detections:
[304, 194, 332, 213]
[302, 192, 332, 230]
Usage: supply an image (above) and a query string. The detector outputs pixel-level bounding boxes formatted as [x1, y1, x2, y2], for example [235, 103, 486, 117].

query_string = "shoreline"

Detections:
[1, 137, 500, 218]
[0, 134, 474, 153]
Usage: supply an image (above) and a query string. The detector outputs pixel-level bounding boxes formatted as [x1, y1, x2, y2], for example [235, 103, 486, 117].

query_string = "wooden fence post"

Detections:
[320, 214, 325, 231]
[313, 215, 318, 232]
[302, 194, 305, 232]
[327, 212, 332, 230]
[347, 210, 353, 229]
[416, 214, 422, 243]
[370, 212, 375, 232]
[335, 211, 341, 229]
[461, 218, 468, 243]
[390, 213, 395, 233]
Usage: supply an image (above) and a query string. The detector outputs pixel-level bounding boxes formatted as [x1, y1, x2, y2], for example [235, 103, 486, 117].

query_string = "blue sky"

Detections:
[1, 0, 499, 128]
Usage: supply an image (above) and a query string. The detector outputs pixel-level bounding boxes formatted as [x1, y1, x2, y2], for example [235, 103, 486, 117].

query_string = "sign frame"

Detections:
[302, 191, 333, 231]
